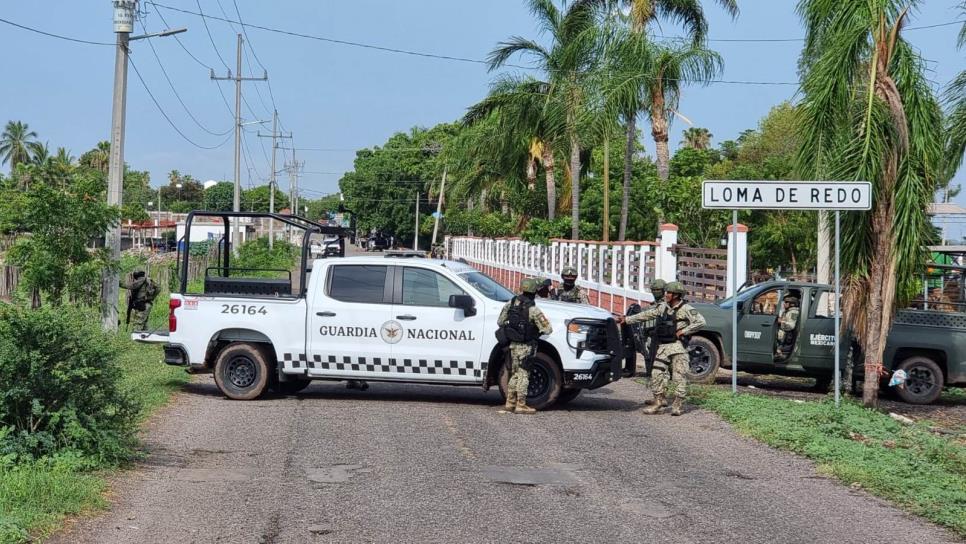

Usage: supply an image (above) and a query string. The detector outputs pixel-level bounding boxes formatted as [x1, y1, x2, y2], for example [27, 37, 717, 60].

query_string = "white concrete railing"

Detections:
[446, 224, 685, 312]
[447, 222, 749, 310]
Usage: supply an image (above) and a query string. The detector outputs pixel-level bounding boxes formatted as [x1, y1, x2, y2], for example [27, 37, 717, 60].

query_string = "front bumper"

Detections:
[565, 317, 627, 389]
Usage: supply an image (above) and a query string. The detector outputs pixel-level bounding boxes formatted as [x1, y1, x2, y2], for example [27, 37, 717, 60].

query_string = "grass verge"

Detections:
[0, 338, 187, 543]
[690, 386, 966, 537]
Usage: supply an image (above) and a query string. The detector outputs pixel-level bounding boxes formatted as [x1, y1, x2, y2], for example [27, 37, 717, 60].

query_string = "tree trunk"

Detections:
[570, 135, 581, 240]
[620, 114, 636, 241]
[603, 138, 610, 242]
[650, 86, 670, 181]
[526, 156, 537, 191]
[542, 148, 556, 221]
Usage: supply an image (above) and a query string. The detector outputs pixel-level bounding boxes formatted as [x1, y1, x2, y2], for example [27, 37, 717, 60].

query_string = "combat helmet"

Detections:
[665, 281, 686, 295]
[520, 278, 539, 294]
[561, 266, 578, 279]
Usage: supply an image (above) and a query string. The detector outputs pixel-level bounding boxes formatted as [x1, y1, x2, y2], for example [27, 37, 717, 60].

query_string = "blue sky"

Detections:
[0, 1, 963, 231]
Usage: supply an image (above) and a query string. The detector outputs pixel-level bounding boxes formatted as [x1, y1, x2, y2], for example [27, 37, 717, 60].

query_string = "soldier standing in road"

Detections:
[776, 295, 800, 357]
[120, 270, 158, 331]
[619, 281, 705, 416]
[554, 267, 589, 304]
[640, 279, 668, 405]
[497, 278, 553, 414]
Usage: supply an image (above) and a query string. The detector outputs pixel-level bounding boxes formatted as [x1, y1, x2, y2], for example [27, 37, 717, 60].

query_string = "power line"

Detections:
[149, 5, 236, 118]
[0, 17, 113, 46]
[128, 55, 234, 150]
[195, 0, 231, 70]
[138, 20, 233, 136]
[229, 0, 281, 116]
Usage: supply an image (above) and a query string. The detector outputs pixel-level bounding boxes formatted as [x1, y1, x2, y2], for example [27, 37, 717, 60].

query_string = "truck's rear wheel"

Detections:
[896, 356, 944, 405]
[686, 337, 721, 384]
[498, 352, 562, 410]
[214, 343, 271, 400]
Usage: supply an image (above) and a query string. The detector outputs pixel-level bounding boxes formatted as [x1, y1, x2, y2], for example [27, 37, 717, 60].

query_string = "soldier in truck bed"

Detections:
[619, 282, 705, 416]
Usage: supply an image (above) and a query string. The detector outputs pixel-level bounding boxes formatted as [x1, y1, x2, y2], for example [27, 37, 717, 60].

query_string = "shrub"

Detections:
[0, 306, 140, 464]
[234, 237, 298, 271]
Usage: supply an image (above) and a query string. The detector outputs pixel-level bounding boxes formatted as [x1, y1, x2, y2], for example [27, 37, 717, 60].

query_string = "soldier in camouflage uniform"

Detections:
[554, 266, 589, 304]
[621, 281, 705, 415]
[497, 278, 553, 414]
[120, 270, 156, 331]
[776, 295, 800, 358]
[640, 279, 668, 405]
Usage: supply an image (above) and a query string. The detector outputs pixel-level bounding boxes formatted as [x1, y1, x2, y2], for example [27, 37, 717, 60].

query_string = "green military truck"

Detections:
[678, 280, 966, 404]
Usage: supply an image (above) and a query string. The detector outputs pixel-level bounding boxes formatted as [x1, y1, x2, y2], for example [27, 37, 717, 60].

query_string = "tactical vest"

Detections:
[557, 286, 581, 303]
[656, 305, 684, 344]
[504, 296, 540, 343]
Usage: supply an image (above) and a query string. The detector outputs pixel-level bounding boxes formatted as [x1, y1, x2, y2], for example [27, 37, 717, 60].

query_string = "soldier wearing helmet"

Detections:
[776, 294, 801, 356]
[496, 278, 553, 414]
[620, 280, 706, 416]
[536, 277, 553, 299]
[554, 266, 589, 304]
[650, 279, 667, 303]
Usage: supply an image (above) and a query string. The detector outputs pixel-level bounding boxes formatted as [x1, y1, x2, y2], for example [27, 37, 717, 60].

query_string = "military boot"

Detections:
[670, 397, 685, 416]
[501, 391, 517, 412]
[642, 395, 666, 414]
[515, 397, 537, 414]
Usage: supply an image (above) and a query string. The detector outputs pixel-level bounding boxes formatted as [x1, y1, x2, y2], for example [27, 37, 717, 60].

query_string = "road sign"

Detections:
[702, 181, 872, 210]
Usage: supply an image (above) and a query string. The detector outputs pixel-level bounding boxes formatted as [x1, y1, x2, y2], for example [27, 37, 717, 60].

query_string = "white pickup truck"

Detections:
[136, 212, 628, 409]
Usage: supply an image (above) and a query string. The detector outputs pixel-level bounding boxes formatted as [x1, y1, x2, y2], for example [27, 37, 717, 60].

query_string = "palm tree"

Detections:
[681, 127, 712, 149]
[0, 121, 40, 172]
[647, 43, 722, 180]
[80, 141, 110, 173]
[488, 0, 600, 239]
[31, 142, 50, 165]
[465, 76, 563, 220]
[53, 147, 74, 168]
[615, 0, 738, 42]
[943, 6, 966, 187]
[797, 0, 945, 407]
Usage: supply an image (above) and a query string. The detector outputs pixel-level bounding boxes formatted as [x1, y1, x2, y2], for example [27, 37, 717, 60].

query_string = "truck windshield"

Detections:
[718, 287, 760, 309]
[459, 271, 514, 302]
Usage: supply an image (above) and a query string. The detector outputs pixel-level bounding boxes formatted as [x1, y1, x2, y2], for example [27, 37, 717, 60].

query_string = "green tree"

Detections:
[79, 141, 111, 174]
[614, 0, 738, 43]
[942, 6, 966, 199]
[243, 184, 290, 213]
[204, 181, 235, 211]
[487, 0, 600, 239]
[797, 0, 945, 406]
[2, 163, 119, 306]
[0, 121, 41, 173]
[681, 127, 712, 149]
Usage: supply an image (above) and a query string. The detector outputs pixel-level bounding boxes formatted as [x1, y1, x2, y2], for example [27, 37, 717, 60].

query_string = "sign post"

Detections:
[702, 181, 871, 405]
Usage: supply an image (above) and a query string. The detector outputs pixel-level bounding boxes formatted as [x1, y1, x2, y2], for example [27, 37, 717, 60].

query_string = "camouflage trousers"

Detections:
[507, 342, 533, 397]
[651, 353, 689, 400]
[129, 303, 151, 331]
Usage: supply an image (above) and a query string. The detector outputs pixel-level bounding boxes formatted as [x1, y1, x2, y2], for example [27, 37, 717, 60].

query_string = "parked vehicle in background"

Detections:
[683, 279, 966, 404]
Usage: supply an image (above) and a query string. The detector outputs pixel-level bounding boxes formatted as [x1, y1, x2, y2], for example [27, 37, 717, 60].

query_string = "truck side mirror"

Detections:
[449, 294, 476, 317]
[736, 300, 745, 313]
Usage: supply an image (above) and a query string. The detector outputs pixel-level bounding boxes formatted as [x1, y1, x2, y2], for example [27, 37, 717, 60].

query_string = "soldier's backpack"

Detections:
[143, 279, 160, 304]
[502, 296, 540, 343]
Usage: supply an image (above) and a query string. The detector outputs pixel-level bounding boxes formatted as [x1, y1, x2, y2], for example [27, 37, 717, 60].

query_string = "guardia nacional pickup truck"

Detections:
[135, 212, 629, 409]
[680, 280, 966, 404]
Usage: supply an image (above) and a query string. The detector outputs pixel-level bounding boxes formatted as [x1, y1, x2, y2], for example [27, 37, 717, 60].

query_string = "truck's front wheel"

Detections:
[498, 352, 562, 410]
[214, 343, 271, 400]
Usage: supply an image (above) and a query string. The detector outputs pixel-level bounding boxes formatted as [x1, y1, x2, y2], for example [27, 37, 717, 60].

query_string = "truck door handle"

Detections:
[316, 311, 336, 317]
[761, 323, 772, 327]
[397, 315, 417, 321]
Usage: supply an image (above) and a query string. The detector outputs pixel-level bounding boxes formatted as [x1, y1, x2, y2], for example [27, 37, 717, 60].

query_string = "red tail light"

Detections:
[169, 298, 182, 332]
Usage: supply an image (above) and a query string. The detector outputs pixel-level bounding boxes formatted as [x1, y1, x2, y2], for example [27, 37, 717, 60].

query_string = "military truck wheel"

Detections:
[813, 376, 832, 392]
[687, 337, 721, 384]
[274, 379, 311, 395]
[498, 352, 562, 410]
[556, 389, 581, 405]
[896, 356, 944, 405]
[214, 343, 271, 400]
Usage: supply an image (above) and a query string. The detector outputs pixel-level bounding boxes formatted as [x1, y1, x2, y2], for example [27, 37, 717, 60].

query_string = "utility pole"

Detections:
[431, 168, 447, 246]
[258, 110, 291, 249]
[284, 153, 304, 242]
[211, 33, 267, 250]
[414, 192, 420, 252]
[102, 1, 185, 331]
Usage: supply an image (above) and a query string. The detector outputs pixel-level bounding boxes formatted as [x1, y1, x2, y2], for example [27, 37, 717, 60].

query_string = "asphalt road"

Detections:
[50, 377, 957, 544]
